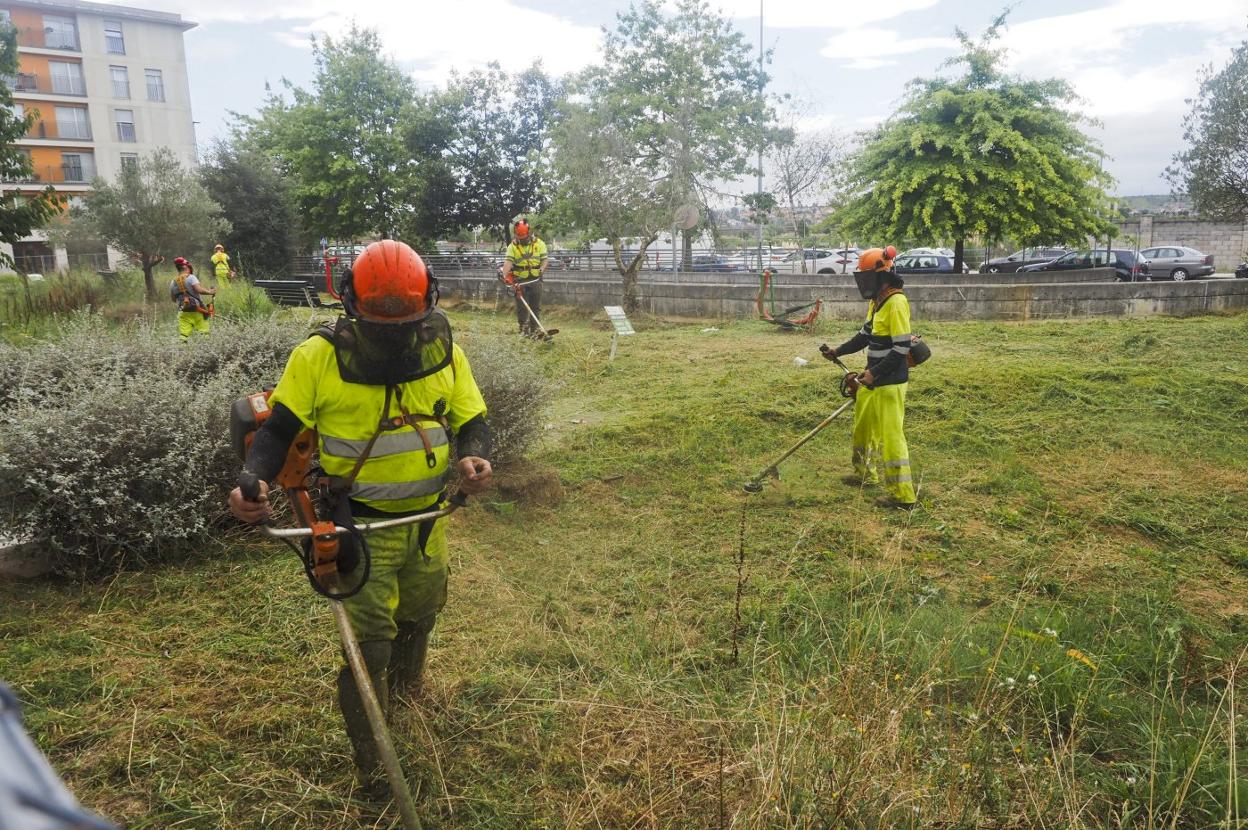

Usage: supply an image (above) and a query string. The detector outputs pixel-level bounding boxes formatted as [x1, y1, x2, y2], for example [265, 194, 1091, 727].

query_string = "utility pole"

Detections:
[755, 0, 764, 273]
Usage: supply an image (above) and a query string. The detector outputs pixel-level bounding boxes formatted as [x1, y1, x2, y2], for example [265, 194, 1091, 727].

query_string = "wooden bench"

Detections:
[255, 279, 343, 310]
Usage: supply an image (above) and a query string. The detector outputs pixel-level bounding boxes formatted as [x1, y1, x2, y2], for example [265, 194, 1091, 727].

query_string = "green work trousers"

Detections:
[850, 382, 916, 504]
[342, 517, 449, 643]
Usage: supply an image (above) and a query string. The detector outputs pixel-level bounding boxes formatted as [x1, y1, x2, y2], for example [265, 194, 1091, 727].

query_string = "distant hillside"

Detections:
[1118, 194, 1193, 215]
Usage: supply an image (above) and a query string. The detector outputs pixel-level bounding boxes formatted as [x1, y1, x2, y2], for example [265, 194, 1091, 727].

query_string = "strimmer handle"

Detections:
[239, 470, 262, 502]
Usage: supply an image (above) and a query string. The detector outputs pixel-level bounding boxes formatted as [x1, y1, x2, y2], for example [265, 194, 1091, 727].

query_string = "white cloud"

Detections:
[95, 0, 603, 82]
[821, 26, 957, 62]
[995, 0, 1245, 116]
[702, 0, 941, 28]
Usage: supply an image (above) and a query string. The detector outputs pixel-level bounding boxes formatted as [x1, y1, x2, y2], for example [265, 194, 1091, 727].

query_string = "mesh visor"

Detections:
[853, 270, 881, 300]
[331, 307, 453, 386]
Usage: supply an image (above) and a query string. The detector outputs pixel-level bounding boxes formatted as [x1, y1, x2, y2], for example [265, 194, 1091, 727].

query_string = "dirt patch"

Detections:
[489, 459, 565, 507]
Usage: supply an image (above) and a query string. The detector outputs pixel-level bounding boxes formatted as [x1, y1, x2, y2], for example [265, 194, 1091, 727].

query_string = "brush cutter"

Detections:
[238, 467, 457, 830]
[502, 275, 558, 339]
[742, 348, 861, 493]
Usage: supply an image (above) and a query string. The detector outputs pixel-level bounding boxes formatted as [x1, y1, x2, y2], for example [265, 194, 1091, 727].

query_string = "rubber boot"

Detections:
[338, 639, 392, 795]
[389, 617, 434, 701]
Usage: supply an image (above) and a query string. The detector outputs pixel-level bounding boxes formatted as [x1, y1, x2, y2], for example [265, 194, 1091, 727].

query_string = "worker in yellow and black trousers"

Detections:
[227, 240, 493, 792]
[821, 245, 918, 509]
[499, 218, 548, 338]
[170, 257, 216, 343]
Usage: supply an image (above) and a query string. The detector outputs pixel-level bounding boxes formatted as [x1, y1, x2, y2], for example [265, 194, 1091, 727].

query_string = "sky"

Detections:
[108, 0, 1246, 197]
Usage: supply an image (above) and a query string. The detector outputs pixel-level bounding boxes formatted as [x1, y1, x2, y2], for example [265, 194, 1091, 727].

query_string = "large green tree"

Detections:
[200, 141, 300, 277]
[437, 63, 562, 245]
[1166, 35, 1248, 222]
[0, 23, 61, 266]
[244, 26, 448, 243]
[835, 15, 1116, 272]
[71, 149, 227, 300]
[549, 0, 774, 310]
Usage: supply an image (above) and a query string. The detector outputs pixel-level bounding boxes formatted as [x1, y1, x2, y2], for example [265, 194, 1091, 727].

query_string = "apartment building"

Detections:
[1, 0, 196, 271]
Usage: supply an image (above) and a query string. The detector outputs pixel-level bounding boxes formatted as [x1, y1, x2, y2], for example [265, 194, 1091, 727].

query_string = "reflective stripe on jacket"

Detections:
[505, 238, 548, 281]
[268, 336, 488, 513]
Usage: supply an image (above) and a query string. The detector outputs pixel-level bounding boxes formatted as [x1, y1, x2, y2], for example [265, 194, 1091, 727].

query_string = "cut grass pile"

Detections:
[1, 303, 1246, 828]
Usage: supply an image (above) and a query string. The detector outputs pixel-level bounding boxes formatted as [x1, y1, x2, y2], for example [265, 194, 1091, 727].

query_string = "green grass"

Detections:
[2, 302, 1246, 828]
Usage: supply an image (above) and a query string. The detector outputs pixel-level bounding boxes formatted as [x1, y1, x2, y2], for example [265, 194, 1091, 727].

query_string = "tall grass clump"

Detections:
[211, 279, 277, 322]
[0, 271, 105, 328]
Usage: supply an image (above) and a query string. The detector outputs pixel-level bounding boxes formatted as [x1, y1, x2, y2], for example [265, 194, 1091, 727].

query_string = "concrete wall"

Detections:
[1114, 216, 1248, 269]
[437, 270, 1248, 322]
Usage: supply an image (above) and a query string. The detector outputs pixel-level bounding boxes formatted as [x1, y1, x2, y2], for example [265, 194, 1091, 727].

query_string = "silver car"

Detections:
[1138, 246, 1214, 281]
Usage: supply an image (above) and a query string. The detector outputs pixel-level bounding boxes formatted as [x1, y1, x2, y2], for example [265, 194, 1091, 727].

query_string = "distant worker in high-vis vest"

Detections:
[227, 240, 493, 791]
[210, 244, 235, 284]
[499, 218, 548, 338]
[169, 257, 216, 343]
[821, 245, 918, 509]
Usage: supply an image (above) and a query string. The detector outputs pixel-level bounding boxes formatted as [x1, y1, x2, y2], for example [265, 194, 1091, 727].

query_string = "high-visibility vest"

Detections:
[268, 336, 487, 513]
[211, 252, 231, 278]
[505, 237, 547, 281]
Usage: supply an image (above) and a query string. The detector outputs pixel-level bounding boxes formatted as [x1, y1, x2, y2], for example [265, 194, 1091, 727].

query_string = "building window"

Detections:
[109, 65, 129, 98]
[49, 61, 86, 95]
[43, 14, 79, 50]
[54, 106, 91, 140]
[9, 102, 24, 119]
[0, 11, 11, 26]
[114, 109, 135, 142]
[104, 19, 124, 54]
[120, 152, 139, 171]
[61, 152, 95, 182]
[102, 18, 124, 54]
[144, 69, 165, 102]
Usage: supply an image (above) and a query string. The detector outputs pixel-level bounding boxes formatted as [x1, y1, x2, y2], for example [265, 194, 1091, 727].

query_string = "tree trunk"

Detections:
[621, 264, 639, 313]
[682, 230, 693, 271]
[953, 238, 965, 275]
[142, 259, 157, 302]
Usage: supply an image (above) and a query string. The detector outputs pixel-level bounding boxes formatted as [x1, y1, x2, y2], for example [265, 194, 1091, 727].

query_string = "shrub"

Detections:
[0, 311, 549, 575]
[0, 311, 305, 575]
[459, 334, 553, 465]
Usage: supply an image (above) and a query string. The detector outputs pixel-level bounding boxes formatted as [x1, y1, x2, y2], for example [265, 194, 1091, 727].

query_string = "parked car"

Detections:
[900, 247, 955, 258]
[1137, 246, 1213, 281]
[893, 254, 969, 274]
[1019, 249, 1149, 282]
[1236, 261, 1248, 279]
[979, 247, 1071, 274]
[772, 247, 859, 274]
[659, 255, 743, 273]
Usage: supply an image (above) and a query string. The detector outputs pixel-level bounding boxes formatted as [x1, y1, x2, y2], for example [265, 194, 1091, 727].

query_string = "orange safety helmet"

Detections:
[514, 218, 531, 239]
[348, 240, 434, 322]
[855, 245, 897, 273]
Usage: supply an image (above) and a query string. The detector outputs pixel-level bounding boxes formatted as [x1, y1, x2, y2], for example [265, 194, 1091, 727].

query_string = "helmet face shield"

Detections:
[854, 270, 882, 300]
[330, 307, 453, 386]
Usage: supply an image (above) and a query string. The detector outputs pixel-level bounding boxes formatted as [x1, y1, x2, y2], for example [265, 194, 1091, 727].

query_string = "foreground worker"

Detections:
[210, 243, 235, 283]
[499, 218, 548, 338]
[169, 257, 216, 343]
[821, 245, 917, 509]
[226, 240, 493, 788]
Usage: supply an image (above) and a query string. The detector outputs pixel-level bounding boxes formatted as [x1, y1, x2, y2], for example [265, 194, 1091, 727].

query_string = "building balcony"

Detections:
[21, 118, 92, 142]
[2, 163, 95, 185]
[14, 26, 80, 52]
[5, 72, 86, 97]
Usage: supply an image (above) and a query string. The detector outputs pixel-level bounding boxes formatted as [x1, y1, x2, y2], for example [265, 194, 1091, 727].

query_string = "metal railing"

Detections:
[2, 162, 94, 184]
[292, 246, 995, 279]
[4, 72, 86, 96]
